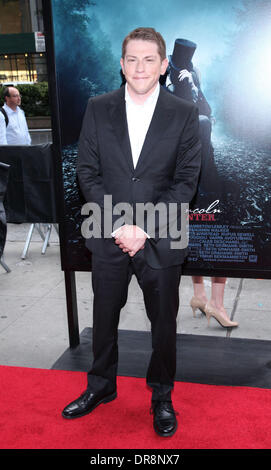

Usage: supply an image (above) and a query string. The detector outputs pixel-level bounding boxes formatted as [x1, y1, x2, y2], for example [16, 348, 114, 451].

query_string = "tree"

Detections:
[52, 0, 119, 144]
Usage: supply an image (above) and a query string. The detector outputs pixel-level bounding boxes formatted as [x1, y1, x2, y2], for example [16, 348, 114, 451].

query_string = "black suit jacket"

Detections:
[77, 85, 201, 269]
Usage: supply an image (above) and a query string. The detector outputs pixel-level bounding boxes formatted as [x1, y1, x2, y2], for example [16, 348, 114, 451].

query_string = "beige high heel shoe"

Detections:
[204, 302, 238, 328]
[190, 296, 207, 317]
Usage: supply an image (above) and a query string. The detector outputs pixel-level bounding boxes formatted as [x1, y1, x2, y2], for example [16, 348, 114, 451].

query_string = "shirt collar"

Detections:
[3, 103, 19, 114]
[125, 82, 160, 107]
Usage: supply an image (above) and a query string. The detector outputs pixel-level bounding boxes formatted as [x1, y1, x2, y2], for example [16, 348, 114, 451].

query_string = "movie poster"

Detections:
[49, 0, 271, 277]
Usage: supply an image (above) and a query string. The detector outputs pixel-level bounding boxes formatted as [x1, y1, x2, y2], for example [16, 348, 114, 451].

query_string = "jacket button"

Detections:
[132, 177, 140, 182]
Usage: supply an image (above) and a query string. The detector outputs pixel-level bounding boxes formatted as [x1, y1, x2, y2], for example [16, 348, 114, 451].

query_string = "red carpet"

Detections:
[1, 365, 271, 449]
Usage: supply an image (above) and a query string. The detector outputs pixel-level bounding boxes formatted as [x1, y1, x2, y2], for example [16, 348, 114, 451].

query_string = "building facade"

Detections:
[0, 0, 47, 84]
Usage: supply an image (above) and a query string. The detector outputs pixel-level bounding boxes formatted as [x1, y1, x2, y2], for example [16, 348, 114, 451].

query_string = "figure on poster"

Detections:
[166, 38, 217, 195]
[0, 86, 31, 146]
[166, 39, 238, 327]
[62, 27, 201, 437]
[190, 277, 238, 328]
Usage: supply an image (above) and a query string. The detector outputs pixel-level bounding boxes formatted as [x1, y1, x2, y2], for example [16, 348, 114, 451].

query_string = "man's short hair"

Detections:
[122, 27, 166, 61]
[3, 86, 15, 102]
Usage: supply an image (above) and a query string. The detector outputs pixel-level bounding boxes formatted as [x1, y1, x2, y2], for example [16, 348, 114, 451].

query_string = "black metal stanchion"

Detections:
[64, 270, 80, 348]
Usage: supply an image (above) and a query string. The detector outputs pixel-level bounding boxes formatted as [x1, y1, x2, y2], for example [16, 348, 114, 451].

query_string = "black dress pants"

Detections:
[87, 248, 182, 401]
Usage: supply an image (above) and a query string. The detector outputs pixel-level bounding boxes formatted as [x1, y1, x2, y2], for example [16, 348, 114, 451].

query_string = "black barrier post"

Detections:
[64, 271, 80, 348]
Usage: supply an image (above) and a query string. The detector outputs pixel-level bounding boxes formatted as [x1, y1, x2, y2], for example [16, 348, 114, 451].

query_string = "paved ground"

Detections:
[0, 223, 270, 370]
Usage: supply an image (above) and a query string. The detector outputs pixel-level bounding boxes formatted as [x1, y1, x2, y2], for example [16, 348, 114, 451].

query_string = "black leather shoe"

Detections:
[151, 400, 178, 437]
[62, 389, 117, 419]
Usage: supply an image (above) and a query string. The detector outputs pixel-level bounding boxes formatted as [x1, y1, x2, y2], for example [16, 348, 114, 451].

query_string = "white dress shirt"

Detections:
[125, 83, 160, 168]
[0, 103, 31, 145]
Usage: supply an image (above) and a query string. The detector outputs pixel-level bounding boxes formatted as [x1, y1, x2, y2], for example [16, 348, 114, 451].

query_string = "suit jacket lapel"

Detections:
[135, 87, 174, 171]
[108, 87, 134, 172]
[108, 86, 174, 173]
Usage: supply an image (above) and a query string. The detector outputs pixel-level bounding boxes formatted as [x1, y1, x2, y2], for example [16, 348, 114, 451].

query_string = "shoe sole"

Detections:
[62, 391, 117, 419]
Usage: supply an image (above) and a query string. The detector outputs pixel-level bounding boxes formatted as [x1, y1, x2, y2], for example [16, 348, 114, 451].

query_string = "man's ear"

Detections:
[120, 57, 125, 75]
[161, 58, 169, 76]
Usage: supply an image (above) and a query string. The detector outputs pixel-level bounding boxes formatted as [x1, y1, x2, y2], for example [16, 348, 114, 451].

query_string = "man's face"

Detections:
[120, 39, 168, 102]
[6, 87, 21, 110]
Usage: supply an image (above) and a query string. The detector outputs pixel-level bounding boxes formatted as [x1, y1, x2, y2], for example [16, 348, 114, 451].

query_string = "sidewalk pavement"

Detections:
[0, 223, 270, 370]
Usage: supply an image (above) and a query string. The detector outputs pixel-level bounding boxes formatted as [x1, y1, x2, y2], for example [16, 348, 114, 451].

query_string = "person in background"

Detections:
[190, 276, 238, 328]
[0, 86, 31, 146]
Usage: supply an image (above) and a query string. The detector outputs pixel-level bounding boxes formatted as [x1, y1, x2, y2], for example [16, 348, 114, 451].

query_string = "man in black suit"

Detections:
[62, 27, 201, 438]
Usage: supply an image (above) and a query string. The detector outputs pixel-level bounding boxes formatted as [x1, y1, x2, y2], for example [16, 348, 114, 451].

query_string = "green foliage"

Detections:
[0, 82, 50, 116]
